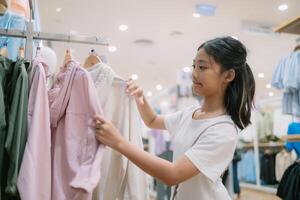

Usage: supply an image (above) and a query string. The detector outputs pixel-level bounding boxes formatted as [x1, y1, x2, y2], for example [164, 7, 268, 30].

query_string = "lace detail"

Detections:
[88, 63, 116, 107]
[90, 63, 115, 90]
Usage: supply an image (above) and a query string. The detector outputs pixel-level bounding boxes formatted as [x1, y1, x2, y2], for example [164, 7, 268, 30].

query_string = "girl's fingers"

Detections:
[127, 84, 138, 92]
[130, 88, 142, 96]
[94, 115, 108, 124]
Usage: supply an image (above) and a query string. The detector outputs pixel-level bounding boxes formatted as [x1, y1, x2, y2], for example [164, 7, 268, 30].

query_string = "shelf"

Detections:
[274, 15, 300, 35]
[240, 142, 285, 148]
[281, 134, 300, 142]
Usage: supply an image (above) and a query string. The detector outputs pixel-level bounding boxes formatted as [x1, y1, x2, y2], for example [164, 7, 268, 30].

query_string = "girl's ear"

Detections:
[224, 69, 235, 83]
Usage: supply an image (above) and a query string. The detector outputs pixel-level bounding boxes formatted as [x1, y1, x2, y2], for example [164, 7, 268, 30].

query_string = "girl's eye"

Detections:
[199, 66, 206, 70]
[192, 64, 196, 69]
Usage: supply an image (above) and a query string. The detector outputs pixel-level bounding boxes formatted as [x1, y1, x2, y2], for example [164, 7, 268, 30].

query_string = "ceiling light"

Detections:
[131, 74, 139, 80]
[56, 7, 62, 12]
[266, 83, 271, 89]
[258, 73, 265, 78]
[278, 4, 288, 11]
[156, 84, 163, 91]
[146, 91, 153, 97]
[108, 45, 117, 52]
[183, 67, 191, 73]
[193, 13, 200, 18]
[269, 92, 274, 97]
[119, 24, 128, 31]
[196, 4, 216, 16]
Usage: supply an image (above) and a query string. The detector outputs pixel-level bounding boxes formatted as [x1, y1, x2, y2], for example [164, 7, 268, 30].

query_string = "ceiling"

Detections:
[38, 0, 300, 100]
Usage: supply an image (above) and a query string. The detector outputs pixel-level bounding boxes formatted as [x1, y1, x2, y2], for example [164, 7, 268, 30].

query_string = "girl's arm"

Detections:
[94, 115, 198, 186]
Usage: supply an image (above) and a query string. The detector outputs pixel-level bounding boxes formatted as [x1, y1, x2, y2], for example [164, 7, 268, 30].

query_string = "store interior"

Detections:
[0, 0, 300, 200]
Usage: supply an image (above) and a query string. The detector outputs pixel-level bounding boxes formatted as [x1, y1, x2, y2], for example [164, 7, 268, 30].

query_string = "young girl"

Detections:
[94, 36, 255, 199]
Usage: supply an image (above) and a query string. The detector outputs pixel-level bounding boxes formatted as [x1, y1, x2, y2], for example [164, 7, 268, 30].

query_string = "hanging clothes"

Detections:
[0, 55, 14, 200]
[277, 162, 300, 200]
[260, 150, 278, 185]
[285, 122, 300, 158]
[282, 90, 300, 117]
[256, 111, 274, 140]
[237, 149, 256, 183]
[148, 129, 167, 155]
[49, 61, 105, 200]
[17, 58, 51, 200]
[9, 0, 30, 20]
[0, 11, 26, 61]
[275, 149, 297, 181]
[0, 56, 28, 199]
[87, 63, 148, 200]
[156, 142, 173, 200]
[272, 51, 300, 117]
[232, 150, 241, 194]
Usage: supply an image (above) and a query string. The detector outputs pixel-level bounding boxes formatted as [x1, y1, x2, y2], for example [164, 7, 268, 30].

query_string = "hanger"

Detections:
[35, 46, 41, 58]
[63, 49, 73, 67]
[83, 49, 102, 69]
[294, 44, 300, 52]
[0, 42, 8, 57]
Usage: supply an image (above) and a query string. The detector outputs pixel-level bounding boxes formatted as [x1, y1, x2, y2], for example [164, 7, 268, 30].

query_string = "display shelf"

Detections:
[281, 134, 300, 142]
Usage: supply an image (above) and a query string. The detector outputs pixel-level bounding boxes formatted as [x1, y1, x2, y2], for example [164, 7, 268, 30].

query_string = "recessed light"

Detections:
[193, 13, 201, 18]
[108, 46, 117, 52]
[258, 73, 264, 78]
[156, 84, 163, 91]
[269, 92, 274, 97]
[131, 74, 139, 80]
[278, 4, 288, 11]
[146, 91, 153, 97]
[183, 67, 191, 73]
[56, 7, 62, 12]
[119, 24, 128, 31]
[266, 83, 271, 89]
[196, 4, 216, 16]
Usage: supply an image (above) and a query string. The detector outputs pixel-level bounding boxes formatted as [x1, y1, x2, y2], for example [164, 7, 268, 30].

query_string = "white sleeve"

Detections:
[185, 123, 238, 183]
[164, 110, 183, 135]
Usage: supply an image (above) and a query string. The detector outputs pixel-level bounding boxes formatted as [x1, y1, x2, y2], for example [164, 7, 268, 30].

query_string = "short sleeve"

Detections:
[185, 123, 237, 183]
[164, 110, 184, 135]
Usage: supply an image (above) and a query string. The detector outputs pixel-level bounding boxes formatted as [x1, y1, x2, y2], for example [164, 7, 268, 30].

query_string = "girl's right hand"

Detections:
[126, 78, 144, 105]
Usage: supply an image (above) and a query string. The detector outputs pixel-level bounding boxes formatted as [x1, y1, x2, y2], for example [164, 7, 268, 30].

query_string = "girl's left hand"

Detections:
[94, 115, 124, 149]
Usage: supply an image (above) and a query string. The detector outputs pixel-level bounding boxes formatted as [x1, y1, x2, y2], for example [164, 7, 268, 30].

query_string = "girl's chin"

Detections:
[192, 85, 204, 96]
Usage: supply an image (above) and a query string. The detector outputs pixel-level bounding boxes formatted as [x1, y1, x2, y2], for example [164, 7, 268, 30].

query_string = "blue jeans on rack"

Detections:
[0, 11, 26, 61]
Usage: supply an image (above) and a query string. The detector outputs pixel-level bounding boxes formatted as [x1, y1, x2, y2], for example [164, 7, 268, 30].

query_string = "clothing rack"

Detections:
[0, 21, 109, 60]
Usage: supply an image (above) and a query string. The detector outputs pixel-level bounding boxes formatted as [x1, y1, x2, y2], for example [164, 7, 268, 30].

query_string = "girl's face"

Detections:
[192, 48, 232, 98]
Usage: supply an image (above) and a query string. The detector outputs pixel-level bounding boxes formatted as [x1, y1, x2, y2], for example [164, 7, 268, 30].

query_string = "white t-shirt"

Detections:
[164, 105, 238, 200]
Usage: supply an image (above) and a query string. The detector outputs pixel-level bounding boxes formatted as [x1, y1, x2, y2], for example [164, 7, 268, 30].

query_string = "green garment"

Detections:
[0, 55, 14, 200]
[0, 56, 28, 200]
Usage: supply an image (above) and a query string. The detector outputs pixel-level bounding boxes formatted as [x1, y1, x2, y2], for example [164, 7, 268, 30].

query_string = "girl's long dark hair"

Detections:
[198, 37, 255, 130]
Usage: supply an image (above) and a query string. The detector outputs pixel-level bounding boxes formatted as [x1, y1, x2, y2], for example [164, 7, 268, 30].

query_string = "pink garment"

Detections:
[49, 61, 104, 200]
[17, 58, 51, 200]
